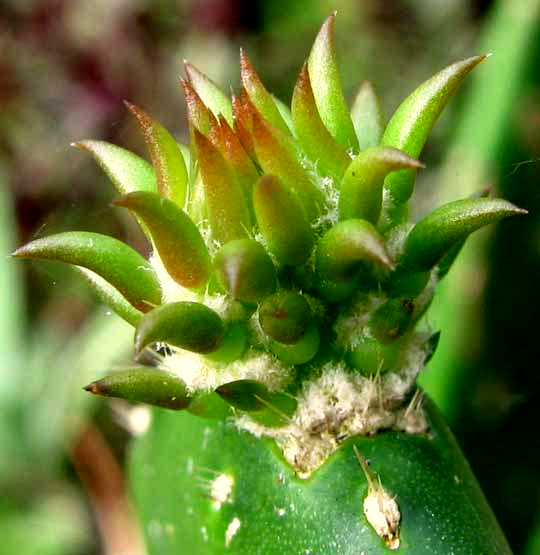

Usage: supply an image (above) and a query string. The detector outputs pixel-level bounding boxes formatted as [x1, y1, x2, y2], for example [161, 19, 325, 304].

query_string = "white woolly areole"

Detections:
[235, 333, 429, 477]
[160, 348, 291, 394]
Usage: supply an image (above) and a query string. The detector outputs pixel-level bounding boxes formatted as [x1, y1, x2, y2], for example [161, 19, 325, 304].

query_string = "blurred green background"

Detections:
[1, 1, 539, 553]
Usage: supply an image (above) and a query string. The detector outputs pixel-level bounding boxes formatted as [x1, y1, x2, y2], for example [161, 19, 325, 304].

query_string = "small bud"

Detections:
[259, 291, 312, 344]
[270, 323, 320, 365]
[369, 298, 414, 344]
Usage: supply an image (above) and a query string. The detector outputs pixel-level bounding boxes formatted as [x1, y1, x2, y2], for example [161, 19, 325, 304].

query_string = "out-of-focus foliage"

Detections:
[2, 0, 539, 553]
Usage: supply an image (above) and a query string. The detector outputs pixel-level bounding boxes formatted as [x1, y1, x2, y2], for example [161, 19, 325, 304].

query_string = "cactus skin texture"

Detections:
[13, 14, 523, 555]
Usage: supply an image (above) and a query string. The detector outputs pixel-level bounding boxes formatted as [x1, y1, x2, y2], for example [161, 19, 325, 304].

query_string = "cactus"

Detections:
[13, 14, 524, 554]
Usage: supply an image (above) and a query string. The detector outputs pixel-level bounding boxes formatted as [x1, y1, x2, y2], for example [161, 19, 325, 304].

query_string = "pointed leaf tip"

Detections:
[135, 301, 225, 354]
[400, 197, 526, 271]
[382, 55, 487, 204]
[84, 368, 191, 410]
[339, 146, 423, 224]
[13, 231, 161, 311]
[126, 101, 188, 207]
[308, 13, 359, 151]
[114, 191, 211, 289]
[240, 49, 290, 136]
[72, 140, 157, 195]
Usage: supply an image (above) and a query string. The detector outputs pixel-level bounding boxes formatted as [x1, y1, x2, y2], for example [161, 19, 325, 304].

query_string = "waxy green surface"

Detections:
[131, 399, 511, 554]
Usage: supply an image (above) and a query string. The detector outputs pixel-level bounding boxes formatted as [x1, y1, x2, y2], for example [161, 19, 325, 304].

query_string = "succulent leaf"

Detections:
[269, 323, 320, 365]
[184, 62, 233, 125]
[308, 13, 359, 151]
[400, 198, 526, 271]
[232, 89, 257, 160]
[240, 49, 291, 136]
[258, 291, 312, 344]
[351, 81, 384, 151]
[12, 231, 161, 311]
[346, 335, 401, 375]
[114, 191, 211, 289]
[125, 101, 189, 207]
[72, 140, 157, 194]
[253, 175, 314, 266]
[291, 63, 350, 181]
[339, 146, 423, 224]
[381, 55, 487, 205]
[76, 267, 143, 327]
[214, 239, 276, 303]
[252, 111, 325, 221]
[216, 379, 271, 412]
[316, 219, 394, 299]
[84, 368, 190, 410]
[181, 79, 219, 136]
[204, 322, 248, 363]
[134, 301, 225, 354]
[192, 128, 252, 242]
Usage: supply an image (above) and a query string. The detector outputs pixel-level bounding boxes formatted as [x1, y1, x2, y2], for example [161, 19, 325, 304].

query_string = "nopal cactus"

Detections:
[14, 14, 523, 554]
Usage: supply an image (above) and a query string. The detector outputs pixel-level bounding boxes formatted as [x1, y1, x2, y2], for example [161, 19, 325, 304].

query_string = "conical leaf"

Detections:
[215, 379, 269, 411]
[72, 140, 157, 194]
[232, 89, 257, 160]
[114, 191, 211, 289]
[339, 147, 423, 224]
[76, 267, 143, 327]
[210, 115, 259, 205]
[214, 239, 276, 303]
[400, 198, 526, 271]
[308, 13, 358, 151]
[253, 175, 314, 266]
[258, 291, 312, 344]
[351, 81, 384, 151]
[134, 301, 225, 354]
[291, 63, 350, 181]
[192, 128, 252, 242]
[181, 79, 219, 136]
[381, 55, 487, 204]
[252, 111, 325, 221]
[125, 102, 188, 207]
[13, 231, 161, 311]
[184, 61, 233, 125]
[316, 219, 394, 285]
[204, 322, 248, 363]
[240, 49, 290, 135]
[84, 368, 190, 410]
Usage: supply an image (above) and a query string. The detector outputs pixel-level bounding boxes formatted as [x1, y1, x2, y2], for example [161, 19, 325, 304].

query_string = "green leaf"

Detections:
[214, 239, 276, 303]
[232, 89, 257, 161]
[258, 291, 312, 344]
[381, 55, 487, 204]
[114, 191, 211, 289]
[339, 147, 423, 224]
[346, 336, 401, 376]
[84, 368, 191, 410]
[308, 13, 358, 151]
[210, 115, 259, 207]
[12, 231, 161, 311]
[184, 61, 233, 125]
[126, 102, 188, 208]
[204, 322, 248, 363]
[316, 219, 394, 288]
[253, 175, 314, 266]
[269, 323, 320, 365]
[400, 198, 526, 272]
[72, 140, 157, 194]
[252, 111, 325, 221]
[240, 49, 291, 136]
[76, 267, 143, 326]
[181, 79, 219, 136]
[271, 93, 295, 135]
[291, 63, 350, 181]
[192, 128, 252, 242]
[351, 81, 384, 151]
[215, 379, 269, 411]
[134, 302, 225, 354]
